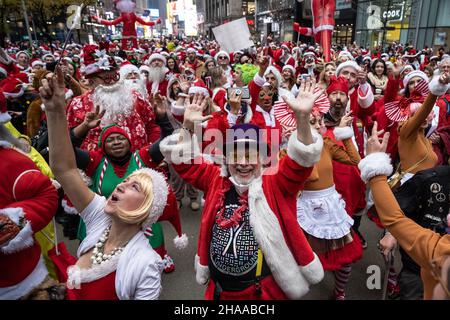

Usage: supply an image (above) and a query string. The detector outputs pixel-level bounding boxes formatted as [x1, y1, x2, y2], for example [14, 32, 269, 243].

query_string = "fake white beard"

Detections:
[92, 82, 135, 125]
[116, 0, 135, 13]
[124, 78, 148, 99]
[148, 66, 168, 84]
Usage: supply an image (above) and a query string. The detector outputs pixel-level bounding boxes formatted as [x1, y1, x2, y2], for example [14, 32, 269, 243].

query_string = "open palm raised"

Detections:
[282, 78, 324, 115]
[183, 93, 212, 132]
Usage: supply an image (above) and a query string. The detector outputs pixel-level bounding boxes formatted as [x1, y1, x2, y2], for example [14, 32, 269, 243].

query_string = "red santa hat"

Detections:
[0, 87, 11, 124]
[214, 50, 230, 61]
[97, 124, 131, 153]
[282, 64, 296, 75]
[338, 50, 355, 61]
[81, 44, 117, 77]
[147, 53, 167, 65]
[31, 59, 45, 68]
[157, 191, 188, 249]
[326, 76, 349, 96]
[403, 70, 428, 88]
[139, 65, 151, 74]
[186, 47, 196, 54]
[119, 61, 140, 80]
[16, 50, 30, 59]
[336, 60, 361, 77]
[1, 77, 27, 99]
[188, 85, 210, 97]
[281, 42, 291, 52]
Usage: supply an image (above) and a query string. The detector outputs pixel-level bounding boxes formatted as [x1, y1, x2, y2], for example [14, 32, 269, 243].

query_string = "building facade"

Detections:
[355, 0, 450, 51]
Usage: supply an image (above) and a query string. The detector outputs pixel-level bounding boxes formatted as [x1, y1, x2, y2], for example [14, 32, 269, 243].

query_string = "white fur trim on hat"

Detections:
[188, 86, 210, 97]
[400, 64, 414, 75]
[215, 50, 230, 61]
[16, 51, 30, 59]
[31, 60, 45, 68]
[282, 64, 296, 74]
[0, 207, 34, 254]
[148, 53, 167, 65]
[333, 126, 354, 141]
[139, 65, 151, 74]
[336, 60, 361, 76]
[338, 50, 354, 61]
[264, 65, 283, 89]
[287, 130, 323, 167]
[135, 168, 169, 230]
[428, 74, 450, 96]
[186, 47, 196, 53]
[120, 63, 139, 80]
[403, 70, 428, 88]
[358, 152, 393, 183]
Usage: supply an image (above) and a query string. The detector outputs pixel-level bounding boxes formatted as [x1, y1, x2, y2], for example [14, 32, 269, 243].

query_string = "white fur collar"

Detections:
[67, 253, 120, 289]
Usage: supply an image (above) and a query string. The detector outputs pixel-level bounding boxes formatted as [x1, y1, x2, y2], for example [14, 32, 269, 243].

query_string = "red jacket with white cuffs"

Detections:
[160, 131, 325, 299]
[0, 146, 58, 299]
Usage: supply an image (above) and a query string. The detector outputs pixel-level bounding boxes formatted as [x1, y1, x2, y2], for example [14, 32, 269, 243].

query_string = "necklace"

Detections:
[215, 179, 248, 229]
[90, 226, 125, 266]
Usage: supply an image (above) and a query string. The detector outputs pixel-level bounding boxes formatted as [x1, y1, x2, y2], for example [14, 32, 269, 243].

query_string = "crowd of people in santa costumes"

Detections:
[1, 7, 450, 301]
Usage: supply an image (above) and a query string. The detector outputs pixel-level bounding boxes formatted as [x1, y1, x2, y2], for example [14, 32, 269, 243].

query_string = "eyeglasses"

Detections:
[218, 56, 228, 60]
[430, 255, 450, 298]
[226, 149, 259, 164]
[259, 90, 274, 99]
[93, 72, 119, 84]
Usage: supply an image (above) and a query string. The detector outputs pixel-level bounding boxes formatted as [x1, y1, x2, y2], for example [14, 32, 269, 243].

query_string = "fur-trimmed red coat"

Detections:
[160, 132, 325, 299]
[67, 90, 160, 152]
[0, 146, 58, 299]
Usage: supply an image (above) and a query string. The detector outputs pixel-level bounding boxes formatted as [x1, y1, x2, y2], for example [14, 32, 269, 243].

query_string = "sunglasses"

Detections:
[218, 56, 228, 60]
[93, 72, 119, 84]
[259, 91, 274, 99]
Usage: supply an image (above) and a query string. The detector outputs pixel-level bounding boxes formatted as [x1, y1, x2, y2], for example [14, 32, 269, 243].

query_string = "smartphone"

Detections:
[300, 74, 311, 80]
[227, 87, 250, 100]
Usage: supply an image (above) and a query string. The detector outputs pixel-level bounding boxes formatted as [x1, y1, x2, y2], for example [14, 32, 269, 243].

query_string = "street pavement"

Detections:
[60, 196, 401, 300]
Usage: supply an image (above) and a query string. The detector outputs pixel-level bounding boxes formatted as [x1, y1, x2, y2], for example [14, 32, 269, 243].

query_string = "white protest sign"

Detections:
[212, 18, 254, 53]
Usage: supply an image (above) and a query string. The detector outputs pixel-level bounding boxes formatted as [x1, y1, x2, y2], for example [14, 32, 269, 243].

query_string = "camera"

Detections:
[227, 87, 250, 99]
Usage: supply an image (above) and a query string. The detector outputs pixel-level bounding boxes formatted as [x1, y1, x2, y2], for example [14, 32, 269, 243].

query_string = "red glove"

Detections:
[156, 18, 161, 24]
[91, 15, 99, 22]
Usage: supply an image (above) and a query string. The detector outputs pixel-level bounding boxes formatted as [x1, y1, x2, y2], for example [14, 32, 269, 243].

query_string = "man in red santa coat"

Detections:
[92, 0, 161, 51]
[66, 44, 160, 152]
[0, 95, 60, 300]
[145, 53, 170, 97]
[160, 79, 325, 300]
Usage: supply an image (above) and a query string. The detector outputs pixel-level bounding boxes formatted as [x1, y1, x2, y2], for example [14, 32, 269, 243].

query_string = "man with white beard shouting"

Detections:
[67, 44, 160, 152]
[145, 53, 169, 97]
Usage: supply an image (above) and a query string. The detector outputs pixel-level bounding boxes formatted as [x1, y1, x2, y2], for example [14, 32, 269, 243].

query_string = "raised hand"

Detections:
[179, 75, 190, 93]
[153, 93, 168, 119]
[366, 121, 390, 155]
[183, 93, 213, 132]
[282, 78, 324, 116]
[339, 110, 353, 127]
[357, 69, 368, 85]
[227, 89, 242, 115]
[84, 105, 105, 129]
[39, 66, 66, 113]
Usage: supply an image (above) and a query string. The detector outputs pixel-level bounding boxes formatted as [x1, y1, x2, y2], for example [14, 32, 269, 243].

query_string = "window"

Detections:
[436, 0, 450, 27]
